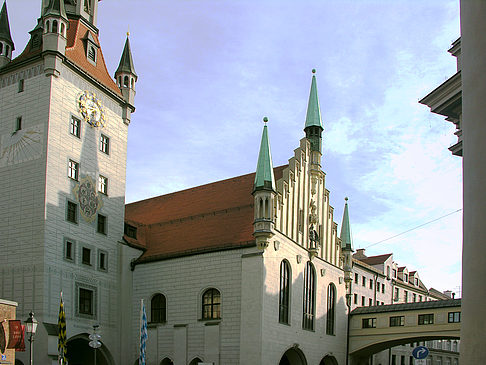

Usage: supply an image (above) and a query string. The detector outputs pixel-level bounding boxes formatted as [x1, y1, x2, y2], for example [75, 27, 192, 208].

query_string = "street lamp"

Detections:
[25, 312, 38, 365]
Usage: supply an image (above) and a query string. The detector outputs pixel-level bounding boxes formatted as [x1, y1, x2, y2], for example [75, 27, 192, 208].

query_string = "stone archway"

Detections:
[160, 358, 174, 365]
[320, 355, 339, 365]
[66, 334, 115, 365]
[279, 347, 307, 365]
[188, 357, 202, 365]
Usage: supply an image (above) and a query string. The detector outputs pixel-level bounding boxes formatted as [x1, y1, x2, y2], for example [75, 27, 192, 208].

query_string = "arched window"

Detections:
[189, 358, 202, 365]
[0, 43, 3, 55]
[131, 78, 135, 88]
[279, 260, 291, 324]
[124, 76, 129, 87]
[60, 23, 65, 36]
[202, 288, 220, 320]
[151, 293, 166, 323]
[118, 76, 122, 87]
[302, 262, 315, 330]
[46, 21, 50, 33]
[326, 283, 336, 335]
[52, 20, 58, 34]
[5, 45, 9, 57]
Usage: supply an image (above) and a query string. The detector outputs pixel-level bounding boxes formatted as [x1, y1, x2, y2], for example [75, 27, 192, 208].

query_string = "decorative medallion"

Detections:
[0, 124, 43, 167]
[73, 175, 103, 222]
[78, 91, 105, 128]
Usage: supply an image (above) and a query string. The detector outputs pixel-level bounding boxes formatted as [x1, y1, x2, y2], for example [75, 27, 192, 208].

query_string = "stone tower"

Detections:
[0, 1, 136, 363]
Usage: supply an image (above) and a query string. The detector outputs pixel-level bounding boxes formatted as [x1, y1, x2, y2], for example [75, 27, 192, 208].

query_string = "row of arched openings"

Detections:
[150, 288, 221, 323]
[44, 20, 66, 38]
[279, 260, 336, 334]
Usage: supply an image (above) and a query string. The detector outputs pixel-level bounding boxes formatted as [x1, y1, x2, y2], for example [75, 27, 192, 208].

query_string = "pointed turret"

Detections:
[253, 117, 276, 250]
[304, 69, 324, 158]
[340, 197, 354, 252]
[115, 34, 137, 124]
[43, 0, 67, 20]
[41, 0, 68, 77]
[0, 1, 14, 68]
[253, 117, 276, 192]
[340, 197, 354, 290]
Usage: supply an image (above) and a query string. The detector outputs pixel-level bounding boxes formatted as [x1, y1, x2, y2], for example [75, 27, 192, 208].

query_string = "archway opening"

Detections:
[160, 358, 174, 365]
[66, 335, 114, 365]
[189, 358, 202, 365]
[279, 347, 307, 365]
[320, 355, 339, 365]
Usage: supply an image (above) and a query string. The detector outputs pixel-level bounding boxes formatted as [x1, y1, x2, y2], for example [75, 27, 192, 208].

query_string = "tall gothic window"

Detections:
[151, 293, 167, 323]
[302, 262, 315, 330]
[279, 260, 291, 324]
[326, 283, 336, 335]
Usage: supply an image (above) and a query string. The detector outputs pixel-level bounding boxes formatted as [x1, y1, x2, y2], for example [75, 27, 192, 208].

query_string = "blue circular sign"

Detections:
[412, 346, 429, 359]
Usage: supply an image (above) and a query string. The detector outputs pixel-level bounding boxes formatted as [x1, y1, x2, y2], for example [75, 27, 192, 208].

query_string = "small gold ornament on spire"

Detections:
[127, 25, 130, 37]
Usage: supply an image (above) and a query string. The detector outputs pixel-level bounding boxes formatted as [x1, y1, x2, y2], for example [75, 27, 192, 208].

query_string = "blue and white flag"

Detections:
[139, 299, 147, 365]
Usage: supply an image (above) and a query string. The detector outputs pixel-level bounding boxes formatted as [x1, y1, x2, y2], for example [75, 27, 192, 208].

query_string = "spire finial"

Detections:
[345, 197, 348, 202]
[312, 68, 316, 74]
[127, 25, 130, 37]
[263, 116, 268, 124]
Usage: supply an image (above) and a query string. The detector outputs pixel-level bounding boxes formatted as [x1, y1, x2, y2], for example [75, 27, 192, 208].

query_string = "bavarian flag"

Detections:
[58, 292, 67, 364]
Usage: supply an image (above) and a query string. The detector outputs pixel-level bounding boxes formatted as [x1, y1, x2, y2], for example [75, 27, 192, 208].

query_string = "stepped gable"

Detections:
[9, 19, 121, 97]
[126, 165, 287, 263]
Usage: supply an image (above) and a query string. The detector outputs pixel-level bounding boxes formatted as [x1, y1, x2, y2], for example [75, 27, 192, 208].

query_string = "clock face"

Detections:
[78, 91, 106, 128]
[0, 124, 43, 167]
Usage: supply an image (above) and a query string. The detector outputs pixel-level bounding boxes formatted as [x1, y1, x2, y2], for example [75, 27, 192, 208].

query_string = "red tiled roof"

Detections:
[9, 20, 121, 97]
[360, 253, 392, 265]
[65, 20, 122, 96]
[126, 165, 287, 263]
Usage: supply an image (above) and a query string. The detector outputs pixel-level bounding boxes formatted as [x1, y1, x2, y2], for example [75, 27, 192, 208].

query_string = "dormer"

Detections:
[84, 30, 99, 66]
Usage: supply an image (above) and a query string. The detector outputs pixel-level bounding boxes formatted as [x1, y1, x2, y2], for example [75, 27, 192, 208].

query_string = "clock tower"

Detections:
[0, 1, 137, 364]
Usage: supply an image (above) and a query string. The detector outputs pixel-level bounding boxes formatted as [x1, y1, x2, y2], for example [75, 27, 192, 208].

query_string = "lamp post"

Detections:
[89, 324, 101, 365]
[25, 312, 38, 365]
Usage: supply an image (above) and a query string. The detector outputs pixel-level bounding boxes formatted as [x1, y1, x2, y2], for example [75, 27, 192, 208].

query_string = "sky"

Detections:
[8, 0, 462, 294]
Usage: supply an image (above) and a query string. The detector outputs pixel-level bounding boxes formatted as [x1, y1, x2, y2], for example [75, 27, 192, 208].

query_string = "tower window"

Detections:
[67, 201, 78, 223]
[70, 116, 81, 138]
[64, 239, 75, 262]
[0, 43, 3, 55]
[98, 250, 108, 271]
[52, 20, 58, 33]
[32, 34, 40, 49]
[45, 21, 50, 33]
[100, 134, 109, 154]
[82, 247, 91, 265]
[15, 117, 22, 132]
[5, 45, 9, 57]
[68, 159, 79, 180]
[123, 76, 129, 87]
[131, 78, 134, 88]
[60, 23, 65, 36]
[98, 175, 108, 195]
[18, 79, 24, 93]
[97, 214, 107, 234]
[79, 288, 93, 314]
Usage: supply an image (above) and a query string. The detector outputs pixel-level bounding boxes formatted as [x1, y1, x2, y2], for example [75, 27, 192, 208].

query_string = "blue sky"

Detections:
[9, 0, 462, 294]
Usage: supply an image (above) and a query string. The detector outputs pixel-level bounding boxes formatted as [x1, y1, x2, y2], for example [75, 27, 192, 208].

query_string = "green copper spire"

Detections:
[305, 69, 323, 129]
[304, 69, 323, 153]
[254, 117, 276, 192]
[340, 197, 354, 251]
[116, 35, 137, 77]
[43, 0, 67, 20]
[0, 1, 14, 50]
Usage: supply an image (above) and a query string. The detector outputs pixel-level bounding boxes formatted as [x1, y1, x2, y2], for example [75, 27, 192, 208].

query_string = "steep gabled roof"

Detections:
[116, 36, 137, 76]
[360, 253, 392, 266]
[125, 165, 287, 264]
[7, 19, 121, 97]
